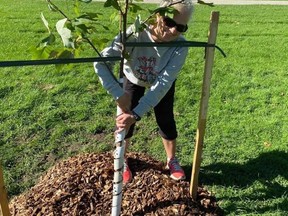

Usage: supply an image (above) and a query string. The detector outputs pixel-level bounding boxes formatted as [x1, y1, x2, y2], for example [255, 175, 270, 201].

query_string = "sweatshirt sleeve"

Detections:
[133, 46, 188, 117]
[94, 27, 137, 100]
[93, 35, 124, 100]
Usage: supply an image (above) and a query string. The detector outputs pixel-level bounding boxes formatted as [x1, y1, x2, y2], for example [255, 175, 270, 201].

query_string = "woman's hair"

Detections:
[159, 0, 193, 20]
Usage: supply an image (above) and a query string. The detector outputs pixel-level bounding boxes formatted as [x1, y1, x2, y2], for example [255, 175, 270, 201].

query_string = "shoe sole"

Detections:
[170, 175, 186, 181]
[166, 164, 186, 181]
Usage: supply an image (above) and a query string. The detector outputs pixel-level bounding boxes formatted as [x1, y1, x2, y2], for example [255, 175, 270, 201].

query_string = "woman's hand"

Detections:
[116, 92, 131, 113]
[115, 112, 136, 133]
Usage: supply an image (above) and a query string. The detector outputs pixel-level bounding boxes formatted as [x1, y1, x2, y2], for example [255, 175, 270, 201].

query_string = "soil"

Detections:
[9, 152, 223, 215]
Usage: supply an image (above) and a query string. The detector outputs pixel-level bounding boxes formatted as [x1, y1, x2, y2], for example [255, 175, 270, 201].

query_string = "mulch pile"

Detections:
[9, 152, 223, 215]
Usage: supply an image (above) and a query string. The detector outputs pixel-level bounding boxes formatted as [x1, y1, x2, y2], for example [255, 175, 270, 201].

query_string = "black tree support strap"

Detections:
[0, 41, 226, 68]
[125, 41, 226, 57]
[0, 57, 122, 67]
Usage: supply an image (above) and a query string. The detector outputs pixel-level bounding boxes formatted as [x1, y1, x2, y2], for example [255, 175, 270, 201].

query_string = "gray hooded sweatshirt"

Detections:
[94, 27, 188, 117]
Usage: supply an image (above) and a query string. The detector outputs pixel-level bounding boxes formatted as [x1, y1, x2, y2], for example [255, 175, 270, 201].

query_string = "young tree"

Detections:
[32, 1, 176, 215]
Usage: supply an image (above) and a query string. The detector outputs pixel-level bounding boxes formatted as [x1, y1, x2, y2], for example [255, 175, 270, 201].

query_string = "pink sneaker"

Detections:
[166, 157, 186, 181]
[123, 160, 132, 184]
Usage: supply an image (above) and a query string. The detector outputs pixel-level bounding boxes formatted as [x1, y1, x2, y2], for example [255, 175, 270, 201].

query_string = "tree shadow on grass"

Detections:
[183, 150, 288, 214]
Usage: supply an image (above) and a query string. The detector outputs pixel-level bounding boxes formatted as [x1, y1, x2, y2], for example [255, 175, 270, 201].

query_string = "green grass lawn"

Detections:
[1, 1, 288, 215]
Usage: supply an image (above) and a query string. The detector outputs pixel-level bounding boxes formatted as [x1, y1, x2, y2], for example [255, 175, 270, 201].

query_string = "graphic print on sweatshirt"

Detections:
[134, 56, 158, 85]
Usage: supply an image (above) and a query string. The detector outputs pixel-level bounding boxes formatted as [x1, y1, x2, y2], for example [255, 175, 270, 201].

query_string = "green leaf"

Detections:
[75, 24, 90, 36]
[100, 24, 109, 31]
[104, 0, 120, 11]
[133, 15, 145, 33]
[48, 50, 59, 59]
[57, 49, 74, 59]
[77, 12, 102, 21]
[55, 49, 75, 71]
[104, 0, 112, 7]
[29, 46, 52, 60]
[74, 18, 92, 25]
[55, 64, 65, 71]
[40, 13, 50, 33]
[38, 33, 56, 47]
[56, 18, 75, 49]
[73, 47, 81, 58]
[65, 21, 75, 32]
[92, 38, 110, 50]
[129, 3, 143, 14]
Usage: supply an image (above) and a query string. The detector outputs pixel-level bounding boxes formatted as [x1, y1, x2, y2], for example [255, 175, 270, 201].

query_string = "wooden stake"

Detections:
[0, 166, 10, 216]
[190, 11, 220, 200]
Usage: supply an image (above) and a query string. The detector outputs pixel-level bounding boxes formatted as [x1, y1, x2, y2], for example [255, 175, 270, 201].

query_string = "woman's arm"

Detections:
[133, 46, 188, 117]
[93, 37, 124, 100]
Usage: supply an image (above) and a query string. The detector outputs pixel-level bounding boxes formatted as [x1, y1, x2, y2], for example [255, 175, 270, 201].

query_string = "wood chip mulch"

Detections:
[9, 152, 223, 215]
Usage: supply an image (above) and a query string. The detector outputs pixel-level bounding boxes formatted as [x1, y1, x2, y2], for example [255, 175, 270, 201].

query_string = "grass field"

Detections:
[1, 0, 288, 215]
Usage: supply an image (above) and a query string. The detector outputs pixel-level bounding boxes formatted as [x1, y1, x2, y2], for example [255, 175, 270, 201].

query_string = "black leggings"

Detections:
[124, 77, 177, 140]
